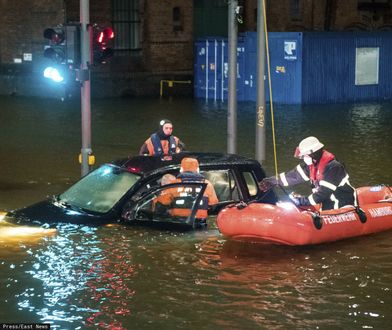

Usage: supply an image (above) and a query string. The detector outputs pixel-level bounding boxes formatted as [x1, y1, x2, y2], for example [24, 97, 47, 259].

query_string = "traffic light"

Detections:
[43, 27, 66, 64]
[43, 66, 66, 83]
[43, 24, 80, 83]
[93, 26, 115, 64]
[43, 25, 80, 66]
[64, 24, 81, 67]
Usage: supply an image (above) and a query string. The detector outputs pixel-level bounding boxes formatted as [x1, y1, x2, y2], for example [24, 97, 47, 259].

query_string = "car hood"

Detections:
[8, 200, 116, 227]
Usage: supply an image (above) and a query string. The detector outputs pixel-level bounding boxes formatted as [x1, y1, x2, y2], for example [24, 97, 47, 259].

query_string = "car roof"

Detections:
[111, 152, 261, 177]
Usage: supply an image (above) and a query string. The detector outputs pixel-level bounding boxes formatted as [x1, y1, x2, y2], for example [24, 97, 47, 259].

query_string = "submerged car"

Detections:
[7, 152, 276, 227]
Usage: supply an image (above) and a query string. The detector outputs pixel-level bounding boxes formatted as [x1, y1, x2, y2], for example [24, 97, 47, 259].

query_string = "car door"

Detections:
[121, 182, 208, 227]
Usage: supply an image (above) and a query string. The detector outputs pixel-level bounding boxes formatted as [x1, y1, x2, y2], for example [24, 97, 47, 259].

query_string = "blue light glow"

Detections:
[43, 67, 64, 83]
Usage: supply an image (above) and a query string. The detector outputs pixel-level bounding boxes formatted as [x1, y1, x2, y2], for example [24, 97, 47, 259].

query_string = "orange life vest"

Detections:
[155, 172, 218, 220]
[145, 133, 180, 155]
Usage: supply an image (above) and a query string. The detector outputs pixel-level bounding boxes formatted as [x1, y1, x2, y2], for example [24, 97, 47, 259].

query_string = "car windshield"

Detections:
[59, 165, 141, 213]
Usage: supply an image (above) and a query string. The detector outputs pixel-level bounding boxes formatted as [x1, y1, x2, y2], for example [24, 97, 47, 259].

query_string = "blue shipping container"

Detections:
[194, 38, 225, 100]
[194, 31, 392, 104]
[194, 36, 246, 102]
[302, 32, 392, 104]
[242, 32, 302, 104]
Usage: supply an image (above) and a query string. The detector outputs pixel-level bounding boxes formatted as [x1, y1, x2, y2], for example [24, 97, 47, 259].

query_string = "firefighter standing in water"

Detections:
[259, 136, 356, 210]
[139, 119, 185, 156]
[154, 157, 218, 227]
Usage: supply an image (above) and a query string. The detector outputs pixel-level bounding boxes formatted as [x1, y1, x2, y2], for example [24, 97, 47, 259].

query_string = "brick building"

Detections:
[0, 0, 391, 98]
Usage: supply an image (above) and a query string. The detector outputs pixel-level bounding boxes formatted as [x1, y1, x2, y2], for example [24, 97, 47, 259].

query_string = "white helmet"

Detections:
[294, 136, 324, 158]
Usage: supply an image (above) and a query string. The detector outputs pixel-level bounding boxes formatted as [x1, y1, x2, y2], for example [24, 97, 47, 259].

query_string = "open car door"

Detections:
[121, 182, 208, 227]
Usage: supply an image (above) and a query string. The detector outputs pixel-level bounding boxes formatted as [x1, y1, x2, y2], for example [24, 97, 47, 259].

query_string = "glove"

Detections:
[258, 177, 278, 192]
[178, 141, 186, 152]
[290, 194, 310, 207]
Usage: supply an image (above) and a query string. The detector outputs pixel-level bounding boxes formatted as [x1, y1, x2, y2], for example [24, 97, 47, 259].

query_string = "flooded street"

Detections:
[0, 95, 391, 329]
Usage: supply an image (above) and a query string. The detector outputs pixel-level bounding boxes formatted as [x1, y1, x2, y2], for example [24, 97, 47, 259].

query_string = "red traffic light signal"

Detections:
[93, 26, 115, 64]
[96, 27, 114, 44]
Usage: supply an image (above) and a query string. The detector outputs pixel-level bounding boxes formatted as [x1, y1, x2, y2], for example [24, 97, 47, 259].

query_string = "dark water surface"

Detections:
[0, 96, 391, 329]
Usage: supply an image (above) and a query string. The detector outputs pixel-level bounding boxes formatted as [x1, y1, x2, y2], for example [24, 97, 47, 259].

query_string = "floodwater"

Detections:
[0, 95, 391, 329]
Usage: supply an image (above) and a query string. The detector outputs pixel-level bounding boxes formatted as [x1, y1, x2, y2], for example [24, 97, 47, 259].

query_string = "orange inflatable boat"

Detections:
[217, 185, 392, 246]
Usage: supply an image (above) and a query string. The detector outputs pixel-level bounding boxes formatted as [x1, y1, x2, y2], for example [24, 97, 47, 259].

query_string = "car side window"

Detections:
[243, 171, 258, 197]
[125, 182, 206, 224]
[202, 170, 240, 202]
[131, 174, 177, 201]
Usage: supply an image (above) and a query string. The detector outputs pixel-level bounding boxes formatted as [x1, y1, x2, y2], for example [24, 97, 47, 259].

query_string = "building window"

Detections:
[290, 0, 303, 21]
[173, 7, 183, 31]
[112, 0, 141, 51]
[358, 0, 390, 11]
[355, 47, 379, 85]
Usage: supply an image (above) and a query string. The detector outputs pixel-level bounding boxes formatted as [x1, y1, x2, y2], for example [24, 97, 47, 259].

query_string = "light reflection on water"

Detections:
[16, 225, 100, 326]
[0, 223, 391, 328]
[0, 96, 391, 328]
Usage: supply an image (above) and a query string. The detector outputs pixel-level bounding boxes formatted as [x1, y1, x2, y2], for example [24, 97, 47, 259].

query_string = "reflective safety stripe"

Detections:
[353, 190, 358, 207]
[330, 193, 339, 209]
[339, 174, 349, 186]
[308, 194, 317, 206]
[346, 178, 358, 207]
[296, 165, 309, 181]
[320, 180, 337, 191]
[279, 173, 289, 186]
[339, 174, 358, 206]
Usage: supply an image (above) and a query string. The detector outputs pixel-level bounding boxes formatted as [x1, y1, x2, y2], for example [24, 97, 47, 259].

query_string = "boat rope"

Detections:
[262, 0, 279, 177]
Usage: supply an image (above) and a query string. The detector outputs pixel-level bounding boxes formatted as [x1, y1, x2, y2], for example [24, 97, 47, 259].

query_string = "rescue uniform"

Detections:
[154, 171, 218, 222]
[273, 150, 356, 210]
[139, 133, 181, 156]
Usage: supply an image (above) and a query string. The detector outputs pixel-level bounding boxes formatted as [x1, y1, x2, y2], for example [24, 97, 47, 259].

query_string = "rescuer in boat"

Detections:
[139, 119, 185, 156]
[154, 157, 219, 227]
[258, 136, 356, 210]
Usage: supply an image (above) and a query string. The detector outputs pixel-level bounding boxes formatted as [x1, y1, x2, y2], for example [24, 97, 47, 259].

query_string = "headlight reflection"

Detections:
[17, 225, 136, 329]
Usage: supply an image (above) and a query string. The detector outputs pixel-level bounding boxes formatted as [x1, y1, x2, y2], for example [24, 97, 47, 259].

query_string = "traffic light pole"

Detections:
[80, 0, 92, 176]
[227, 0, 238, 154]
[255, 0, 266, 164]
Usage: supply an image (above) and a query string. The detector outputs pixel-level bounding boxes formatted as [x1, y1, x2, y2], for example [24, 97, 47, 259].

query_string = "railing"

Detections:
[160, 79, 192, 97]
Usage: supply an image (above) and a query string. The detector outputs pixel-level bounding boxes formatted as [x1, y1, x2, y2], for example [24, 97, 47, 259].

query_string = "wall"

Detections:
[143, 0, 193, 73]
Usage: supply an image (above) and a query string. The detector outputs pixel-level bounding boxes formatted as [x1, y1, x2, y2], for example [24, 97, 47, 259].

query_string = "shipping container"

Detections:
[302, 32, 392, 104]
[242, 31, 302, 104]
[194, 32, 392, 104]
[194, 36, 246, 102]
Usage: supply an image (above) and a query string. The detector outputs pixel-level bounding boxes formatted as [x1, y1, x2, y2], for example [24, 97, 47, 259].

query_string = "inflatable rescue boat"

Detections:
[217, 185, 392, 246]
